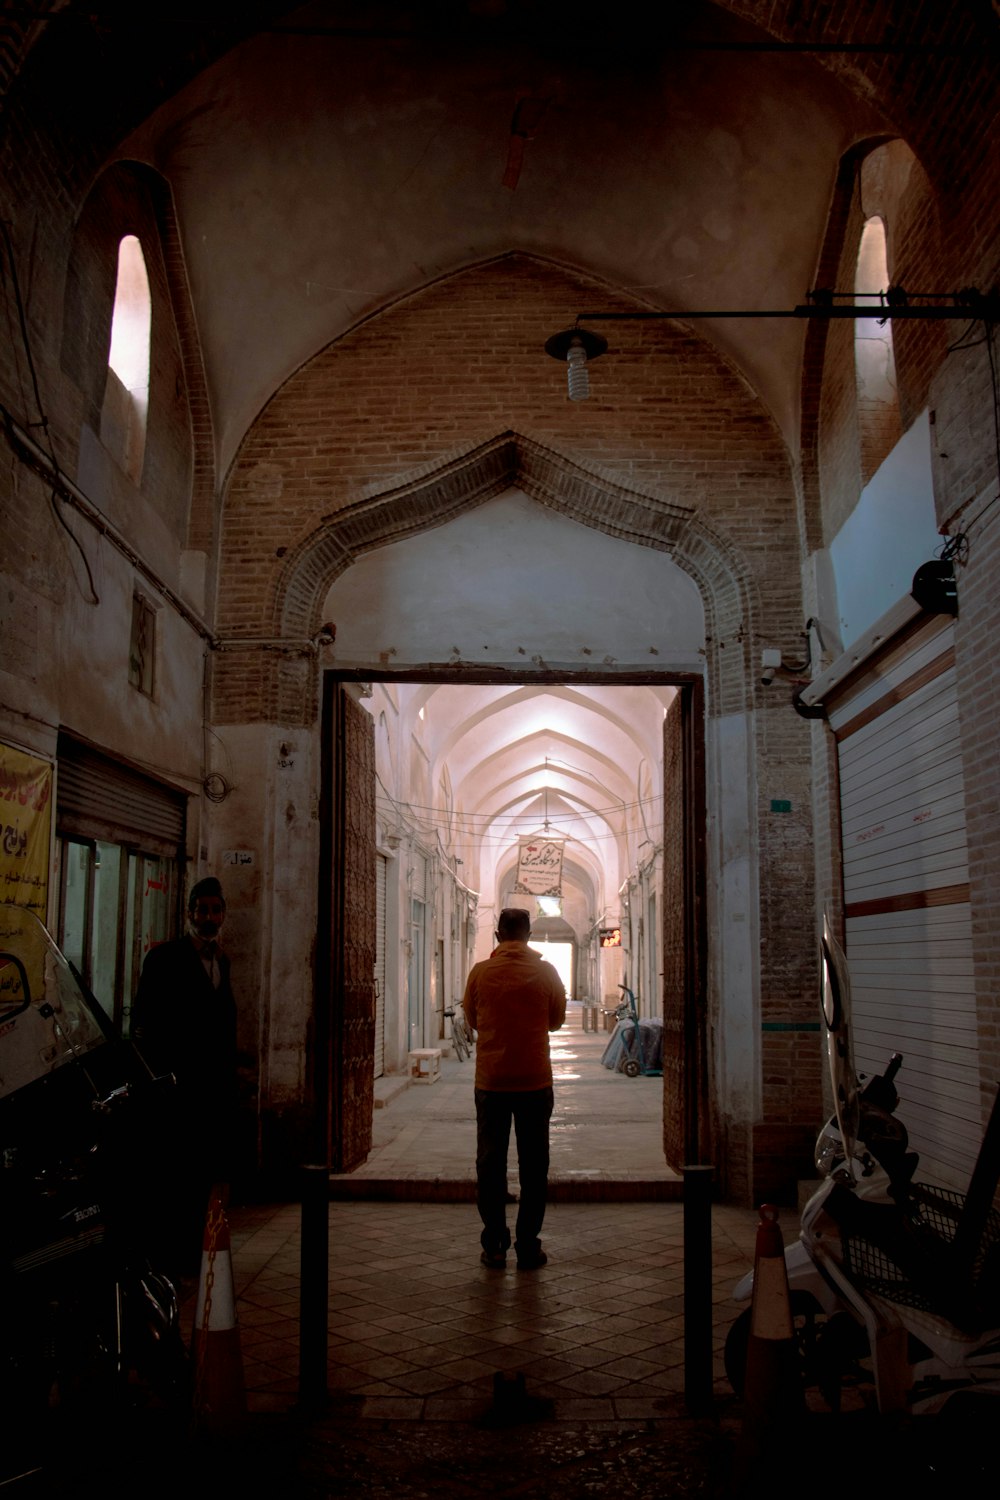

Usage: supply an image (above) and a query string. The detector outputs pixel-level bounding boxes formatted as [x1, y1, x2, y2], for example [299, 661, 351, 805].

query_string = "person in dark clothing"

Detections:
[132, 876, 238, 1274]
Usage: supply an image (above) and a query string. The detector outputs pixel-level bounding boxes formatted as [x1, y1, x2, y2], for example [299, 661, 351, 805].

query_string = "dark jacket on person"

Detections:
[132, 933, 238, 1169]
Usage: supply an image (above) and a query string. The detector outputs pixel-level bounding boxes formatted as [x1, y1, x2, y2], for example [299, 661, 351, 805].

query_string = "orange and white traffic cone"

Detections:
[192, 1185, 246, 1435]
[734, 1203, 804, 1487]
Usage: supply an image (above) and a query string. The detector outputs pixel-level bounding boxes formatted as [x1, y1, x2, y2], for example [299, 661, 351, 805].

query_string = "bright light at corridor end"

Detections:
[544, 325, 608, 402]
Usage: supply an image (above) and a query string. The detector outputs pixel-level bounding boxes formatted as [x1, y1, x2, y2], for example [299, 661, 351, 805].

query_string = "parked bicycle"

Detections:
[443, 1002, 474, 1061]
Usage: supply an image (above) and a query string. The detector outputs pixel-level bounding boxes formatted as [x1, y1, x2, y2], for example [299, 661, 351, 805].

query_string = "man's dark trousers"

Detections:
[475, 1086, 554, 1257]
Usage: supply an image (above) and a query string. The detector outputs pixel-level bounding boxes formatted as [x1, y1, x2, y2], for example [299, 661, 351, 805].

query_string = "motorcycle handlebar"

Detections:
[91, 1073, 175, 1113]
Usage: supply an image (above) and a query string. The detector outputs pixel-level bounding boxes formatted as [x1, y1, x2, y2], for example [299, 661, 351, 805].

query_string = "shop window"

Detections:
[855, 217, 902, 482]
[59, 838, 176, 1035]
[102, 234, 151, 484]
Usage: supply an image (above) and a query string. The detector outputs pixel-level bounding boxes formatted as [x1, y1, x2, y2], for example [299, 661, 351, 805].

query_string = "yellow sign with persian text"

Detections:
[0, 743, 52, 916]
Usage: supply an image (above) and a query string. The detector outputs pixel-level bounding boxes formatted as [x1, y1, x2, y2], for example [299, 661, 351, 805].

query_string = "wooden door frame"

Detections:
[681, 678, 709, 1163]
[318, 666, 710, 1168]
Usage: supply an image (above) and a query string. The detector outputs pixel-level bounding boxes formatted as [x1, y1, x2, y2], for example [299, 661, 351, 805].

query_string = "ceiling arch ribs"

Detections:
[474, 783, 622, 849]
[425, 683, 660, 786]
[454, 731, 640, 817]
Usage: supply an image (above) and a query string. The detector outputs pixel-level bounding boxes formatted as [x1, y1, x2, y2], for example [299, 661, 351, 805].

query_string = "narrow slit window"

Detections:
[103, 235, 151, 483]
[855, 216, 901, 481]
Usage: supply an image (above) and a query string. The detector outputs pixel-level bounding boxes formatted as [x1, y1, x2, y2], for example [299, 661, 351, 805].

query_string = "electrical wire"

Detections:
[374, 771, 664, 825]
[374, 774, 664, 851]
[0, 216, 100, 605]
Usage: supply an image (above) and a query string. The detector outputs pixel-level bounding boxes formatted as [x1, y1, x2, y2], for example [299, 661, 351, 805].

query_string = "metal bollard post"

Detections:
[683, 1164, 715, 1413]
[299, 1162, 330, 1411]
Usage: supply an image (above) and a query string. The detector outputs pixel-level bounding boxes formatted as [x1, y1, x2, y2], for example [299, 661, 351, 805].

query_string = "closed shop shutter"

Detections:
[826, 614, 977, 1190]
[375, 852, 387, 1079]
[56, 734, 186, 857]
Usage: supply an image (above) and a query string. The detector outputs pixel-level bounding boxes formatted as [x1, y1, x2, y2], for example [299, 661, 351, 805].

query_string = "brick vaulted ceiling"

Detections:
[5, 2, 996, 475]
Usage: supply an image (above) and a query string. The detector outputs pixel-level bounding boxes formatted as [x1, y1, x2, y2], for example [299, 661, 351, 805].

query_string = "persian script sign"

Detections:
[0, 743, 52, 916]
[513, 838, 564, 897]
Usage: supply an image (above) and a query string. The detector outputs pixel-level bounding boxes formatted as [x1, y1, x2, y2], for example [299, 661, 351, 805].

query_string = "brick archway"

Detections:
[263, 430, 757, 727]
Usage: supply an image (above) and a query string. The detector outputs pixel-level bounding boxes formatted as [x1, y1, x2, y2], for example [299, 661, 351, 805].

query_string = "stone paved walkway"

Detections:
[230, 1198, 758, 1418]
[227, 1014, 759, 1417]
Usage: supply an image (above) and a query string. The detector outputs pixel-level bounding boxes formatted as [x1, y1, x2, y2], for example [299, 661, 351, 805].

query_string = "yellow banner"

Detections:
[0, 743, 53, 917]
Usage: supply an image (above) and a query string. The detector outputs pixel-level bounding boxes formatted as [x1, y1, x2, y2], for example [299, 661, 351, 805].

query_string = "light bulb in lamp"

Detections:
[544, 325, 608, 402]
[566, 338, 589, 400]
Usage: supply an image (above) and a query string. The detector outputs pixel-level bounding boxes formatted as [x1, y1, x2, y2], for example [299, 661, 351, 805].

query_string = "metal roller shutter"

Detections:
[56, 734, 187, 857]
[826, 614, 978, 1190]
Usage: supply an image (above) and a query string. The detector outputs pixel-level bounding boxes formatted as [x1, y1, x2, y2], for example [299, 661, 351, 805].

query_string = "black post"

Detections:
[298, 1162, 330, 1411]
[683, 1164, 715, 1412]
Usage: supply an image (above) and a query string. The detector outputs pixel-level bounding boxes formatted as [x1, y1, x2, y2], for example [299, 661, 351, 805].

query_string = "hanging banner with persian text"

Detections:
[0, 743, 53, 916]
[513, 837, 564, 898]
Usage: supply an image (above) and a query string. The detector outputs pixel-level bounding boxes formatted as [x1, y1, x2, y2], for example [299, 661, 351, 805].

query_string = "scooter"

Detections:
[726, 915, 1000, 1416]
[0, 904, 190, 1480]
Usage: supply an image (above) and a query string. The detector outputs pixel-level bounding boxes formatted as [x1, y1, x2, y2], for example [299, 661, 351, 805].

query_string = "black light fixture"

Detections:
[545, 287, 999, 399]
[544, 325, 609, 401]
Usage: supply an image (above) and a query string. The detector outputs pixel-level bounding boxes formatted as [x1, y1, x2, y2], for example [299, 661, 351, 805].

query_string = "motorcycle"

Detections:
[725, 914, 1000, 1416]
[0, 903, 190, 1480]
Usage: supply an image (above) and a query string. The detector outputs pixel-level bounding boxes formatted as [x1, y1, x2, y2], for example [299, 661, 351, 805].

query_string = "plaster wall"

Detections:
[0, 464, 204, 786]
[206, 722, 320, 1169]
[325, 489, 705, 673]
[829, 412, 938, 647]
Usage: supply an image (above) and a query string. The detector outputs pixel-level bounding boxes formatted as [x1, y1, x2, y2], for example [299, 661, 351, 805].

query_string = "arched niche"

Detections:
[267, 431, 755, 726]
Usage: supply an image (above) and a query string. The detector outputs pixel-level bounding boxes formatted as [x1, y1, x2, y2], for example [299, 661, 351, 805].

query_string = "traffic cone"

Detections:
[734, 1203, 804, 1487]
[192, 1185, 247, 1435]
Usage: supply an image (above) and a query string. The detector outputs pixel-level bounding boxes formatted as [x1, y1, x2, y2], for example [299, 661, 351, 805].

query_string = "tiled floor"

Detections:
[229, 1198, 759, 1421]
[223, 1016, 761, 1420]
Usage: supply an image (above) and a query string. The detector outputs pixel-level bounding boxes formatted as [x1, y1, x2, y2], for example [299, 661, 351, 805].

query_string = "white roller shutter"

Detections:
[374, 852, 387, 1079]
[826, 613, 978, 1191]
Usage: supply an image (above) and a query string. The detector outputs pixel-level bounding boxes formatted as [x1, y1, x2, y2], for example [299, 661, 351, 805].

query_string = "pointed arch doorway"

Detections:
[290, 434, 747, 1181]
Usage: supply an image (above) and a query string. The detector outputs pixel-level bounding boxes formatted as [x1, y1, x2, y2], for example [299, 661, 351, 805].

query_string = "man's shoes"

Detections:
[515, 1249, 547, 1271]
[480, 1248, 507, 1269]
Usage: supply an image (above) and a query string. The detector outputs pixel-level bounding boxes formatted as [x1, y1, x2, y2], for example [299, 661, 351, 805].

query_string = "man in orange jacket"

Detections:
[462, 907, 566, 1270]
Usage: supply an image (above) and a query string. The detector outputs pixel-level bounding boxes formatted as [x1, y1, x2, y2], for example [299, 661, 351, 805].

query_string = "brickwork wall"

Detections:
[218, 254, 803, 677]
[218, 252, 820, 1194]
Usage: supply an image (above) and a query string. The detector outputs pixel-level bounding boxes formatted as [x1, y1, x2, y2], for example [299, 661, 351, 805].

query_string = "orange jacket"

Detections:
[463, 940, 566, 1091]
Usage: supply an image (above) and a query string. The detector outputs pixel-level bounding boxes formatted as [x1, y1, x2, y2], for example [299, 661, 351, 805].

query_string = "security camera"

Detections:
[760, 649, 782, 687]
